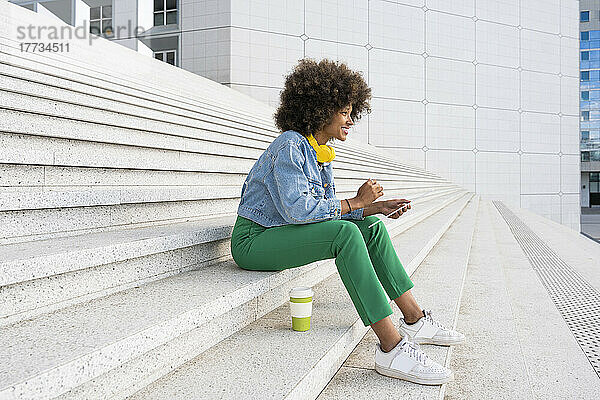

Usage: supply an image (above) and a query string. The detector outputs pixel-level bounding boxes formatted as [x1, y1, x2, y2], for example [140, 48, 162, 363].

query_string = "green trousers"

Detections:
[230, 215, 414, 326]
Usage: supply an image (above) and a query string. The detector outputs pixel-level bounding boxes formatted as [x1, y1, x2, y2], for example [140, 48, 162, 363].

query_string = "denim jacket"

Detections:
[237, 130, 365, 227]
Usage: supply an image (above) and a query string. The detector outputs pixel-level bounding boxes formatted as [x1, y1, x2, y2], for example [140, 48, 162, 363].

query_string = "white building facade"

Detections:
[15, 0, 582, 231]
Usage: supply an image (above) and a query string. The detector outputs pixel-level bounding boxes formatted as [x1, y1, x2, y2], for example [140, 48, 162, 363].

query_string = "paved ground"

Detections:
[446, 202, 600, 399]
[581, 207, 600, 241]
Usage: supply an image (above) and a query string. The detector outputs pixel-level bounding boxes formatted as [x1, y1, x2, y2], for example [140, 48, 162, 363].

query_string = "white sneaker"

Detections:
[398, 309, 465, 346]
[374, 336, 453, 385]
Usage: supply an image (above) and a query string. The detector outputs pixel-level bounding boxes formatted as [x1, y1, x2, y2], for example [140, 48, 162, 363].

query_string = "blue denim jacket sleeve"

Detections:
[342, 206, 365, 220]
[269, 141, 343, 224]
[321, 162, 365, 221]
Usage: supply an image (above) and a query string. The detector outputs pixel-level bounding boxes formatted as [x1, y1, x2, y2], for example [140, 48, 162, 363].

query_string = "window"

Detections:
[592, 172, 600, 191]
[581, 11, 590, 22]
[90, 5, 113, 36]
[582, 131, 590, 141]
[582, 31, 590, 41]
[154, 0, 178, 26]
[582, 111, 590, 121]
[582, 91, 590, 100]
[154, 50, 177, 66]
[582, 71, 590, 81]
[582, 51, 590, 60]
[582, 152, 590, 162]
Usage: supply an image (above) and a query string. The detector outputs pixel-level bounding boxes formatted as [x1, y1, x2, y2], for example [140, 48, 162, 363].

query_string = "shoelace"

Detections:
[423, 310, 448, 330]
[399, 339, 428, 364]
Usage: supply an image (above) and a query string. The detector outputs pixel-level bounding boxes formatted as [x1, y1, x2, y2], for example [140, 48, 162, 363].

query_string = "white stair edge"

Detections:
[437, 196, 480, 399]
[0, 182, 454, 212]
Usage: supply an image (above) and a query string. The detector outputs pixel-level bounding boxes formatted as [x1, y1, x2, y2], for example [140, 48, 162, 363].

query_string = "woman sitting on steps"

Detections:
[230, 58, 465, 386]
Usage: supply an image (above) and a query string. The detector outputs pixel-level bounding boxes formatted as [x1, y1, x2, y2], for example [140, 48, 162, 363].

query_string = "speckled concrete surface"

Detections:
[0, 184, 243, 212]
[386, 190, 466, 238]
[120, 195, 473, 400]
[317, 366, 440, 400]
[390, 193, 473, 276]
[0, 216, 236, 324]
[445, 202, 533, 400]
[446, 202, 600, 399]
[55, 264, 337, 400]
[0, 191, 465, 399]
[488, 203, 600, 398]
[0, 259, 318, 398]
[317, 197, 479, 399]
[0, 214, 237, 287]
[0, 107, 269, 158]
[0, 192, 241, 244]
[126, 272, 369, 400]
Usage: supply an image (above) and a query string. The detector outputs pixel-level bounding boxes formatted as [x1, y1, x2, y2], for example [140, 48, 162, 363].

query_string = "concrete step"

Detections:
[0, 29, 275, 130]
[124, 194, 476, 400]
[0, 4, 274, 123]
[0, 257, 330, 400]
[1, 60, 441, 181]
[0, 188, 465, 325]
[0, 182, 456, 212]
[0, 185, 242, 212]
[316, 196, 480, 399]
[0, 163, 247, 192]
[0, 194, 241, 245]
[0, 193, 471, 399]
[0, 184, 460, 246]
[445, 201, 599, 399]
[0, 36, 439, 178]
[0, 214, 235, 326]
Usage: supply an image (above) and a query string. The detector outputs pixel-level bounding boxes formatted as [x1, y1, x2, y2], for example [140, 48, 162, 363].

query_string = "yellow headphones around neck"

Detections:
[307, 134, 336, 163]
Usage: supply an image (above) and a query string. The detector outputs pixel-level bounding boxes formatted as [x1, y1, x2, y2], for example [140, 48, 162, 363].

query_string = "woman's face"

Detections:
[320, 105, 354, 142]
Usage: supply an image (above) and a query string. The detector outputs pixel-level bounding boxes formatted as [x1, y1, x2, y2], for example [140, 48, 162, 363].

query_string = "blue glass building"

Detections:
[580, 3, 600, 207]
[580, 30, 600, 161]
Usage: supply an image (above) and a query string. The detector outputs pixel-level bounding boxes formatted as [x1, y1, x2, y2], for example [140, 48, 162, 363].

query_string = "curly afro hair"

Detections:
[274, 58, 371, 137]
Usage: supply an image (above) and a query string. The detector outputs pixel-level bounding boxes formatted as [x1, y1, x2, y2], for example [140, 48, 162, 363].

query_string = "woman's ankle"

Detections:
[403, 309, 425, 325]
[381, 338, 401, 353]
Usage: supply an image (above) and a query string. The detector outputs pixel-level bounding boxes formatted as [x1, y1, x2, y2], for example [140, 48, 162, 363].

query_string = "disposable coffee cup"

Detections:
[289, 286, 314, 331]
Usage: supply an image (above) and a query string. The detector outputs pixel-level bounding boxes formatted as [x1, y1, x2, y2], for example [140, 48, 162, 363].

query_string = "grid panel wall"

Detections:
[176, 0, 580, 230]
